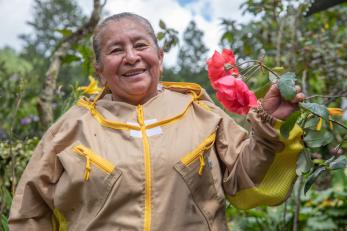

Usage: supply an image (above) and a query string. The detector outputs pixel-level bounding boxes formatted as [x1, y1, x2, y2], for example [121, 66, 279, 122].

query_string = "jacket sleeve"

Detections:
[213, 106, 303, 209]
[8, 129, 64, 230]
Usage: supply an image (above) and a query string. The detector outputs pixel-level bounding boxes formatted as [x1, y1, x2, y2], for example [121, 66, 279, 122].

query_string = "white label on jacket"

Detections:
[127, 119, 162, 138]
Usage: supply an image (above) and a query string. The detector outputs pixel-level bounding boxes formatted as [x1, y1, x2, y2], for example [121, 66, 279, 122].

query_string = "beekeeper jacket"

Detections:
[9, 82, 303, 231]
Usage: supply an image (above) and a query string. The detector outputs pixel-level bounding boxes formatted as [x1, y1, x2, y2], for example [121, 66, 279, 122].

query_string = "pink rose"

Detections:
[207, 49, 239, 89]
[214, 76, 257, 115]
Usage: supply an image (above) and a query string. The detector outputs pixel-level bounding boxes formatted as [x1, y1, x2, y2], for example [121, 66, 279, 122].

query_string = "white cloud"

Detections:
[0, 0, 250, 66]
[0, 0, 33, 51]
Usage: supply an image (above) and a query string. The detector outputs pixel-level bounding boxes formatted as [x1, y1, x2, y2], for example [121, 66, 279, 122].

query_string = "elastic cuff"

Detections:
[251, 100, 276, 125]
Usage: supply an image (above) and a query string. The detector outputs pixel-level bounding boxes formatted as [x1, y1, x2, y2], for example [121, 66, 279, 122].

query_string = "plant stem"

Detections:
[239, 64, 259, 77]
[283, 200, 288, 231]
[330, 119, 347, 130]
[293, 176, 303, 231]
[299, 103, 347, 130]
[235, 60, 260, 67]
[235, 60, 281, 79]
[9, 92, 22, 196]
[243, 66, 261, 82]
[305, 94, 347, 100]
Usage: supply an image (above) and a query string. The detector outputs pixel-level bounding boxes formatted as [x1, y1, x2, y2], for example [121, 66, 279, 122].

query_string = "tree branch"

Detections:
[37, 0, 104, 129]
[305, 0, 347, 17]
[293, 176, 303, 231]
[305, 94, 347, 100]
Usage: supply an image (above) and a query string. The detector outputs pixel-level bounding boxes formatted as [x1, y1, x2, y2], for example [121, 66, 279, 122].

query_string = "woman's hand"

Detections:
[262, 84, 305, 120]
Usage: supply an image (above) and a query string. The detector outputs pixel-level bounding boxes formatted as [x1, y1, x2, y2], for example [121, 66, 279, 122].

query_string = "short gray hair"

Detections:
[92, 12, 159, 64]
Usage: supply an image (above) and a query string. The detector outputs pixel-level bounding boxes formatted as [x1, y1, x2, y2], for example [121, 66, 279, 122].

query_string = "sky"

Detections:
[0, 0, 252, 66]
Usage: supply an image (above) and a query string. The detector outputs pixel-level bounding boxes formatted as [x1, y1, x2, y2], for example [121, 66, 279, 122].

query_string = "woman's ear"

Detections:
[159, 48, 164, 73]
[94, 63, 106, 86]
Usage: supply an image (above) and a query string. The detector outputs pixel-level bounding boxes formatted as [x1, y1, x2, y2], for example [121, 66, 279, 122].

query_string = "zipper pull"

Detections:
[198, 153, 205, 176]
[84, 155, 91, 181]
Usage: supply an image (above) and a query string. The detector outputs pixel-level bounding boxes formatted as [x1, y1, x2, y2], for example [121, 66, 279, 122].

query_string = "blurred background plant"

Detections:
[1, 0, 346, 230]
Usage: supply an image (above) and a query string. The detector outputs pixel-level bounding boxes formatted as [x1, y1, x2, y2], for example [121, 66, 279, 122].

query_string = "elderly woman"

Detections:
[9, 13, 304, 231]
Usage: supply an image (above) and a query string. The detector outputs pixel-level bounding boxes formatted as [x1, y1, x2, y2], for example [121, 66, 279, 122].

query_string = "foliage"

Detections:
[219, 0, 347, 184]
[20, 0, 86, 57]
[156, 20, 179, 52]
[227, 185, 347, 230]
[19, 0, 93, 127]
[0, 138, 39, 217]
[162, 19, 215, 98]
[218, 1, 347, 230]
[177, 20, 209, 73]
[0, 47, 39, 138]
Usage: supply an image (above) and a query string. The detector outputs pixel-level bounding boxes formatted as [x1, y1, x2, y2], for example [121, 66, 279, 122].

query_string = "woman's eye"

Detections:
[135, 43, 147, 49]
[110, 48, 123, 54]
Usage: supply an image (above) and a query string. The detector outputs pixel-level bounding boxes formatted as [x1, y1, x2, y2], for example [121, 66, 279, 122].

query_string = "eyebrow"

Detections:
[106, 35, 151, 49]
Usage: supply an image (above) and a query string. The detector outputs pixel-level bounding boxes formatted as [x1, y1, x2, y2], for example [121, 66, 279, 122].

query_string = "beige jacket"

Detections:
[9, 82, 303, 231]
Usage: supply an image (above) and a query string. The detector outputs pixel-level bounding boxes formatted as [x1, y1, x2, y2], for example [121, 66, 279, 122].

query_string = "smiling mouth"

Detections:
[122, 69, 146, 77]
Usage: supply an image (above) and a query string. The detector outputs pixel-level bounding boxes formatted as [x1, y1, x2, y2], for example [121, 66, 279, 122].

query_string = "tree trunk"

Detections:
[37, 0, 105, 130]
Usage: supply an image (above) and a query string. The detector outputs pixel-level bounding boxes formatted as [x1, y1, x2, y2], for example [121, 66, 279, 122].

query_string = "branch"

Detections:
[305, 0, 347, 17]
[330, 119, 347, 130]
[276, 18, 285, 66]
[302, 69, 308, 96]
[292, 176, 303, 231]
[305, 94, 347, 100]
[325, 89, 347, 105]
[9, 89, 23, 195]
[37, 0, 105, 129]
[300, 104, 347, 130]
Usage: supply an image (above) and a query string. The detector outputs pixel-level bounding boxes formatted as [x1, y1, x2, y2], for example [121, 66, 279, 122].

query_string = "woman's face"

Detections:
[95, 19, 163, 105]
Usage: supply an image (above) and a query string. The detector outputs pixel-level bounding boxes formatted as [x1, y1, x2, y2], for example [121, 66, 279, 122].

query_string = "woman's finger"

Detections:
[295, 85, 301, 93]
[291, 92, 305, 103]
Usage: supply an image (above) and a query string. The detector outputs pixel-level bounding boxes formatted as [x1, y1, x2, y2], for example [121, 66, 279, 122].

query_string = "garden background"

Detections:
[1, 0, 347, 230]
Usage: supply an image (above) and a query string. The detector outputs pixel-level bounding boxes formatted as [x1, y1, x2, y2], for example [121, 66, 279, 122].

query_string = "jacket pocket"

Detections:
[180, 133, 216, 176]
[55, 142, 122, 230]
[72, 144, 115, 181]
[174, 133, 227, 231]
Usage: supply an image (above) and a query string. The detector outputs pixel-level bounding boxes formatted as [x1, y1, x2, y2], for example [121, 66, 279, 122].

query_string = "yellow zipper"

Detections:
[136, 105, 152, 231]
[181, 133, 216, 175]
[72, 145, 115, 181]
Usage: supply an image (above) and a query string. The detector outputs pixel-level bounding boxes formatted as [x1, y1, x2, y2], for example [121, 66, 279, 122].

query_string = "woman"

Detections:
[9, 13, 305, 230]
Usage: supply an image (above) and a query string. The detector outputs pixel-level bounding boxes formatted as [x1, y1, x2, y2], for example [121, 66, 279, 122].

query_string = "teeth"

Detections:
[124, 70, 144, 77]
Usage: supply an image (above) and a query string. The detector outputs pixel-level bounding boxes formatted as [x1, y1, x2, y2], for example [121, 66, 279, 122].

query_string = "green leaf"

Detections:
[55, 28, 73, 37]
[1, 215, 9, 231]
[159, 20, 166, 29]
[329, 155, 347, 170]
[299, 103, 329, 121]
[306, 216, 337, 230]
[272, 66, 285, 75]
[303, 116, 320, 129]
[61, 54, 81, 64]
[221, 31, 234, 43]
[280, 110, 301, 138]
[157, 32, 165, 41]
[278, 72, 296, 101]
[254, 82, 271, 98]
[268, 67, 285, 84]
[296, 150, 313, 176]
[303, 130, 334, 148]
[3, 187, 12, 209]
[304, 167, 326, 194]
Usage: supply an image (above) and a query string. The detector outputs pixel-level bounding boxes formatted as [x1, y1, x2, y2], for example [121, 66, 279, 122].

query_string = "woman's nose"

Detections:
[124, 48, 140, 65]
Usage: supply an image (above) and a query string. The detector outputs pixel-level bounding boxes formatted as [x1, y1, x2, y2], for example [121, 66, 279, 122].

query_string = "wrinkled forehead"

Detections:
[98, 18, 155, 46]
